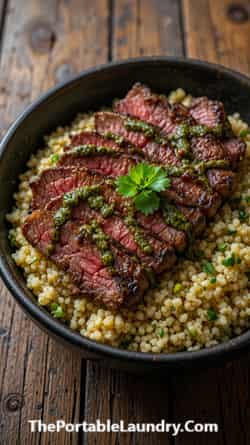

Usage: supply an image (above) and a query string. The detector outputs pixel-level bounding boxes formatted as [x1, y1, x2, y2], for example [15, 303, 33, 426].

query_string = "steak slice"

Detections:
[71, 202, 176, 273]
[177, 205, 205, 235]
[189, 134, 235, 197]
[31, 167, 101, 210]
[113, 90, 235, 200]
[207, 169, 235, 196]
[59, 151, 136, 177]
[222, 137, 246, 168]
[95, 111, 181, 166]
[65, 131, 122, 152]
[189, 97, 246, 168]
[23, 211, 149, 310]
[189, 96, 226, 128]
[60, 127, 221, 217]
[32, 167, 187, 251]
[114, 82, 194, 136]
[190, 134, 226, 161]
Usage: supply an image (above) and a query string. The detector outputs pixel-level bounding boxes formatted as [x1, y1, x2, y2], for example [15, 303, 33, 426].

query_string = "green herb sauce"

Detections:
[104, 131, 125, 146]
[79, 220, 114, 267]
[123, 116, 231, 161]
[67, 144, 117, 157]
[124, 118, 156, 138]
[161, 201, 190, 232]
[52, 185, 114, 247]
[124, 207, 153, 254]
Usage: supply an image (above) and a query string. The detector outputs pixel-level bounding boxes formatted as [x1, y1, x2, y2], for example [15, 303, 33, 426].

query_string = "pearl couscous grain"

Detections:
[6, 91, 250, 353]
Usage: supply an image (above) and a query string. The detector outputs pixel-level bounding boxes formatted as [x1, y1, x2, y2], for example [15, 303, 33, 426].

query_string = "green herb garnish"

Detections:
[245, 196, 250, 204]
[239, 209, 248, 221]
[210, 277, 217, 284]
[51, 153, 60, 164]
[203, 262, 215, 275]
[50, 303, 65, 318]
[218, 243, 227, 252]
[207, 308, 218, 321]
[227, 229, 237, 235]
[188, 327, 198, 337]
[173, 283, 183, 293]
[239, 129, 249, 138]
[222, 253, 236, 267]
[116, 163, 171, 215]
[158, 328, 165, 338]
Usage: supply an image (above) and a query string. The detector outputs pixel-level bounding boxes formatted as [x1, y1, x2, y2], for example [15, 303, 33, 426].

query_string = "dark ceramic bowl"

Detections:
[0, 57, 250, 373]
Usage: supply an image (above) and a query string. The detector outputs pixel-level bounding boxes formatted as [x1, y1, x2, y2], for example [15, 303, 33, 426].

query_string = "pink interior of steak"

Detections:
[23, 211, 149, 310]
[21, 82, 246, 310]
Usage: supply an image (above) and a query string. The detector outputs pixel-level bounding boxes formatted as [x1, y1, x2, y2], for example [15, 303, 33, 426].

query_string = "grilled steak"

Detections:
[114, 84, 244, 197]
[22, 82, 247, 310]
[189, 96, 226, 128]
[222, 137, 246, 168]
[95, 111, 181, 166]
[72, 202, 176, 273]
[59, 151, 135, 177]
[114, 82, 193, 136]
[31, 167, 100, 210]
[23, 211, 149, 310]
[60, 129, 221, 217]
[32, 167, 187, 251]
[189, 97, 246, 167]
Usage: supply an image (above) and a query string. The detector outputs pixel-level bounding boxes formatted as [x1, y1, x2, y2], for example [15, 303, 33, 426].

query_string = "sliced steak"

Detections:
[66, 131, 122, 152]
[222, 137, 246, 168]
[189, 97, 246, 168]
[114, 82, 194, 136]
[177, 205, 206, 235]
[23, 211, 149, 310]
[58, 146, 221, 217]
[59, 151, 136, 177]
[31, 167, 101, 210]
[190, 134, 226, 161]
[207, 169, 235, 196]
[72, 204, 176, 273]
[95, 111, 181, 167]
[113, 89, 235, 200]
[33, 166, 187, 251]
[189, 96, 226, 128]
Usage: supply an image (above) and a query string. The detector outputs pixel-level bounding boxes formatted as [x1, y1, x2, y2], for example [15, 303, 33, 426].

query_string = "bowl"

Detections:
[0, 57, 250, 373]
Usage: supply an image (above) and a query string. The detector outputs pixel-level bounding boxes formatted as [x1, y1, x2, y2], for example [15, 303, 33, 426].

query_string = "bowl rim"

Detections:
[1, 55, 250, 365]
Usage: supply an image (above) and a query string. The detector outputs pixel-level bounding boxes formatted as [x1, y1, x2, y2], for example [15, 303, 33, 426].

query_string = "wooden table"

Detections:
[0, 1, 250, 443]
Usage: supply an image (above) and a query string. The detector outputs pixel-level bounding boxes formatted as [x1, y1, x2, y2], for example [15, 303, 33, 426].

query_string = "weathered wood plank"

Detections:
[183, 0, 250, 73]
[172, 1, 250, 444]
[113, 0, 184, 59]
[0, 1, 109, 444]
[83, 2, 184, 444]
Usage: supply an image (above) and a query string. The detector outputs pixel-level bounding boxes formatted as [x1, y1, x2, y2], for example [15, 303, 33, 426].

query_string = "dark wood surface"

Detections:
[0, 1, 249, 444]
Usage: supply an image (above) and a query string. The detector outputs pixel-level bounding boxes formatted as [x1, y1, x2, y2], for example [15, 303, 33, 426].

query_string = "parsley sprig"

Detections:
[116, 163, 171, 215]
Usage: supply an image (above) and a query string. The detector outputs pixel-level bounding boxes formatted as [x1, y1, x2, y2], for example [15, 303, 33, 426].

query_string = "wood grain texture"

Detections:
[183, 0, 250, 73]
[0, 1, 109, 444]
[113, 0, 184, 59]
